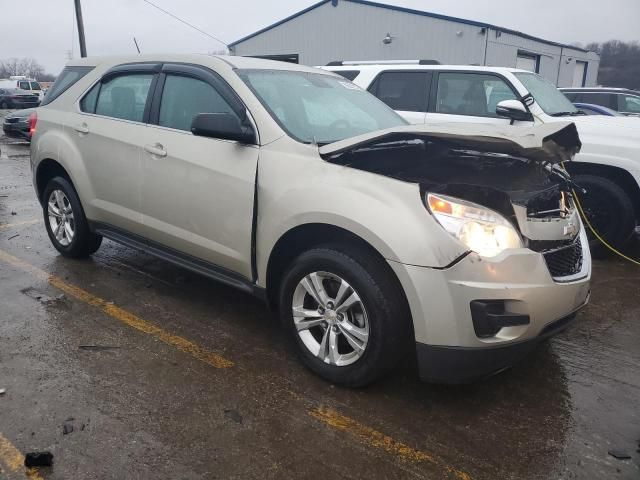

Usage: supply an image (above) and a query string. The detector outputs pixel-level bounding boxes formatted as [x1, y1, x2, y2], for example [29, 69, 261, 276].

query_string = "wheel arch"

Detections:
[35, 158, 73, 204]
[566, 161, 640, 220]
[265, 223, 413, 328]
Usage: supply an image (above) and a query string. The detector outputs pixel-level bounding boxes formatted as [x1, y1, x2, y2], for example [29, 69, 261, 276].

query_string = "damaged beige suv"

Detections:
[31, 55, 591, 386]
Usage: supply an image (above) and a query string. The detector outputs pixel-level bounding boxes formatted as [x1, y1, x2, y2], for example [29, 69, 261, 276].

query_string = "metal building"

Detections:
[229, 0, 600, 87]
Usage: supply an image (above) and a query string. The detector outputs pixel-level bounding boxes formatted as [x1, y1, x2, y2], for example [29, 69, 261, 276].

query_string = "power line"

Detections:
[141, 0, 228, 49]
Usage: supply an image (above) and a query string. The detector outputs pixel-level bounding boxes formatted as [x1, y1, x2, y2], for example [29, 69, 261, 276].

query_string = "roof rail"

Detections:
[325, 59, 440, 66]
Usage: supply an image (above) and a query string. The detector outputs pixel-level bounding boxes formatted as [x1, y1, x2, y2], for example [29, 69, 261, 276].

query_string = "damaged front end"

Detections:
[320, 122, 587, 280]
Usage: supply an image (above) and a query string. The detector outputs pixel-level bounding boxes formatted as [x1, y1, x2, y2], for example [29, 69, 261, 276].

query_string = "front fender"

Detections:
[256, 143, 466, 286]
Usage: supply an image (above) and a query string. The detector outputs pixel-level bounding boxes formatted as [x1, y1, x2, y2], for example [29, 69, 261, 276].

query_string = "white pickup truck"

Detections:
[323, 62, 640, 252]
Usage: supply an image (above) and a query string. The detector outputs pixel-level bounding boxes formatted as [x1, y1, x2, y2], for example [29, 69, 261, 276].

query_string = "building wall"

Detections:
[230, 0, 600, 87]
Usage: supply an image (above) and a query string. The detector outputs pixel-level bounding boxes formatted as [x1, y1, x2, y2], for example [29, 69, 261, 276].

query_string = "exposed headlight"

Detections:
[426, 193, 522, 257]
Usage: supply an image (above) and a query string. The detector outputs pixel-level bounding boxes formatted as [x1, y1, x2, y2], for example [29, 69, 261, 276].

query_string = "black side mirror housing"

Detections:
[191, 112, 256, 144]
[496, 99, 533, 122]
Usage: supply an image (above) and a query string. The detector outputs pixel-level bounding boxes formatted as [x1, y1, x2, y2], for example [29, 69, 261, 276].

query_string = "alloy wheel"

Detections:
[47, 189, 75, 247]
[292, 271, 369, 366]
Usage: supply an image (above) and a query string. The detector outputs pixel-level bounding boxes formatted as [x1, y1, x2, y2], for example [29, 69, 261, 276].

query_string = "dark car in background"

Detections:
[560, 87, 640, 117]
[574, 102, 622, 116]
[0, 88, 40, 109]
[2, 108, 36, 141]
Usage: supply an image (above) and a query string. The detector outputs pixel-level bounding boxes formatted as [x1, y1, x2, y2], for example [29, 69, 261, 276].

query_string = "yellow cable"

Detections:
[572, 188, 640, 266]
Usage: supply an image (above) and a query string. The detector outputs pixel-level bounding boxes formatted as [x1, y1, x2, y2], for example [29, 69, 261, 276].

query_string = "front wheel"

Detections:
[279, 245, 410, 387]
[573, 174, 636, 257]
[43, 176, 102, 258]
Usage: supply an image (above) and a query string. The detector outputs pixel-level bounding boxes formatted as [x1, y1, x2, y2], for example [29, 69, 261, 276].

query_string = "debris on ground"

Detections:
[608, 449, 631, 460]
[0, 388, 6, 395]
[24, 451, 53, 467]
[7, 234, 19, 240]
[78, 345, 120, 351]
[10, 211, 16, 215]
[224, 409, 243, 424]
[21, 287, 66, 306]
[62, 422, 74, 435]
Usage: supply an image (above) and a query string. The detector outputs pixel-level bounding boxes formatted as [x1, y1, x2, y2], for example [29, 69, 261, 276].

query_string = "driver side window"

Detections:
[436, 73, 518, 118]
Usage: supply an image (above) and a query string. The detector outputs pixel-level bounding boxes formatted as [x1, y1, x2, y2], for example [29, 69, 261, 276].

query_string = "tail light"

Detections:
[28, 111, 37, 137]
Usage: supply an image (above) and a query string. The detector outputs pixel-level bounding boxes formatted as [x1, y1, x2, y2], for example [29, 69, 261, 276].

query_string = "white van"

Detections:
[0, 76, 44, 100]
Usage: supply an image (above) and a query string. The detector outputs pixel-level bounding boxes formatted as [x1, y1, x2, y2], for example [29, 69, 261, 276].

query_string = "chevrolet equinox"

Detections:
[30, 55, 591, 386]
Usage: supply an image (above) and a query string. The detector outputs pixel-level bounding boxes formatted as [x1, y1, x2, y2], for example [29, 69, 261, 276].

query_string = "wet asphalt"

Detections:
[0, 112, 639, 479]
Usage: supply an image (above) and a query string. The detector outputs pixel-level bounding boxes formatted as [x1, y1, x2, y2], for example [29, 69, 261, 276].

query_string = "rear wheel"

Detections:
[573, 174, 636, 257]
[43, 176, 102, 258]
[279, 245, 410, 387]
[0, 101, 8, 109]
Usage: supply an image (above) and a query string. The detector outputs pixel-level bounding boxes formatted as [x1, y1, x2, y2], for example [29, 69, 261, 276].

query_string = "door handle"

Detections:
[74, 123, 89, 134]
[144, 143, 167, 157]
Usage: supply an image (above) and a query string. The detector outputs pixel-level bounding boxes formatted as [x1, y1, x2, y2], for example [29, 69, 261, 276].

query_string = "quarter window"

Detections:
[95, 74, 153, 122]
[368, 72, 429, 112]
[436, 73, 517, 117]
[41, 66, 93, 106]
[158, 74, 237, 132]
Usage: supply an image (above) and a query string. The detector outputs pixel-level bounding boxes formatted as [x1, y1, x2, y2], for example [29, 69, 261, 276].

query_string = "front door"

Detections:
[139, 66, 259, 278]
[425, 72, 533, 126]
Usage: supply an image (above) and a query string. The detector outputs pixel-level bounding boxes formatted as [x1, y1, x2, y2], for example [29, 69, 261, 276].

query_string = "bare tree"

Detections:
[0, 57, 47, 79]
[585, 40, 640, 90]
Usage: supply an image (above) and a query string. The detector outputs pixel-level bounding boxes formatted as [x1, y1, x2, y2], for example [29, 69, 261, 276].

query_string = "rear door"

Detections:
[75, 63, 159, 233]
[425, 71, 532, 126]
[367, 71, 431, 124]
[139, 64, 259, 277]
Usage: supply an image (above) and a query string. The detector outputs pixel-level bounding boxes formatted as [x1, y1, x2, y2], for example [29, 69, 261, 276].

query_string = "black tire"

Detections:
[42, 176, 102, 258]
[573, 174, 636, 257]
[278, 244, 411, 387]
[0, 101, 8, 109]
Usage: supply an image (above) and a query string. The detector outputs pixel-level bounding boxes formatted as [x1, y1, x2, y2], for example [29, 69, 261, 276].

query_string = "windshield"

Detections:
[238, 69, 406, 144]
[515, 72, 579, 116]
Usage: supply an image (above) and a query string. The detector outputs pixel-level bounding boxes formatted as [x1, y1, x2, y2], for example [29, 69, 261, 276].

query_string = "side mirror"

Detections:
[496, 99, 532, 122]
[191, 112, 256, 144]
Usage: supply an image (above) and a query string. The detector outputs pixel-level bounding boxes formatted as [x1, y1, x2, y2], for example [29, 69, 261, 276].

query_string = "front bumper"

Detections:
[389, 229, 591, 383]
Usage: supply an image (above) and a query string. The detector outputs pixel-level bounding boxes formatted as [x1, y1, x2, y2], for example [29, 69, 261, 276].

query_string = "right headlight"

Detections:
[426, 192, 522, 258]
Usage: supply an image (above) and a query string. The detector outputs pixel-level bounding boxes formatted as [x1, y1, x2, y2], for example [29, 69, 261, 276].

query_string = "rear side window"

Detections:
[368, 72, 429, 112]
[95, 74, 153, 122]
[41, 66, 93, 106]
[334, 70, 360, 81]
[158, 74, 237, 131]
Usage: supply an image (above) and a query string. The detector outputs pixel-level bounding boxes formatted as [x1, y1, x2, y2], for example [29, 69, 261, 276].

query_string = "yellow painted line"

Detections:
[0, 248, 471, 479]
[0, 433, 44, 480]
[0, 219, 40, 231]
[0, 248, 233, 369]
[310, 407, 472, 480]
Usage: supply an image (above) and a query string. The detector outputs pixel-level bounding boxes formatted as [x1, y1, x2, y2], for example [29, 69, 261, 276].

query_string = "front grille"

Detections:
[543, 236, 583, 278]
[4, 118, 19, 124]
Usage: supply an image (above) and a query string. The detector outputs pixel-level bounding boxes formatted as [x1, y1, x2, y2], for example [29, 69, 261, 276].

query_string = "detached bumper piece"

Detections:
[416, 312, 577, 384]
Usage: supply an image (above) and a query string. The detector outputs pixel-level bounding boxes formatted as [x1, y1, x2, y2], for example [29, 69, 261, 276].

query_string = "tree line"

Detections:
[584, 40, 640, 90]
[0, 58, 56, 82]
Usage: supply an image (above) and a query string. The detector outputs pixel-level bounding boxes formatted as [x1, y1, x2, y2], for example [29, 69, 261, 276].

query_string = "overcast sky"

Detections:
[2, 0, 639, 74]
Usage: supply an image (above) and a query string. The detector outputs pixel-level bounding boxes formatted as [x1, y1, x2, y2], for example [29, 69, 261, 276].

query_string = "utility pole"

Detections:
[74, 0, 87, 57]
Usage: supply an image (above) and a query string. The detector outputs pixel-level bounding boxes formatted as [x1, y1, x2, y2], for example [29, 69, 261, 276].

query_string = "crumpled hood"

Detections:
[319, 122, 581, 164]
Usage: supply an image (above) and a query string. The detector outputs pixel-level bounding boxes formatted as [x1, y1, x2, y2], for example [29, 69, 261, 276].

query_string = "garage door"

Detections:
[573, 61, 587, 87]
